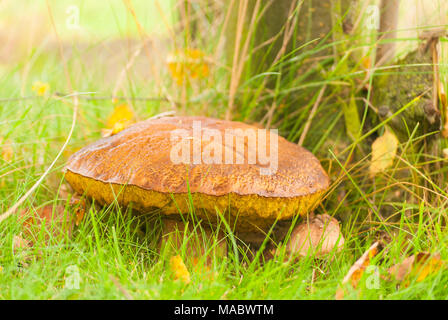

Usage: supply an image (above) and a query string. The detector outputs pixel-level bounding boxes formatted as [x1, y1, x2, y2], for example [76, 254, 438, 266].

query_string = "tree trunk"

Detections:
[372, 0, 443, 144]
[376, 0, 400, 66]
[225, 0, 353, 81]
[224, 0, 354, 121]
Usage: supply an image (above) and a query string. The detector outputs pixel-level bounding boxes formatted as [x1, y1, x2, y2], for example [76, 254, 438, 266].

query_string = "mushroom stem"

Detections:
[159, 218, 228, 265]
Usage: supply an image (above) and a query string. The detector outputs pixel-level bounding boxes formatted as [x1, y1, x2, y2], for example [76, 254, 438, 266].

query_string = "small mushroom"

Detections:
[284, 214, 344, 258]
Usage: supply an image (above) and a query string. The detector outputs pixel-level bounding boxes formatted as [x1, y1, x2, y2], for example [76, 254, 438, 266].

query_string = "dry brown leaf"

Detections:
[336, 242, 379, 300]
[284, 214, 345, 258]
[13, 235, 31, 251]
[69, 196, 87, 226]
[169, 255, 191, 284]
[388, 252, 444, 285]
[12, 235, 32, 263]
[19, 204, 75, 246]
[369, 130, 399, 177]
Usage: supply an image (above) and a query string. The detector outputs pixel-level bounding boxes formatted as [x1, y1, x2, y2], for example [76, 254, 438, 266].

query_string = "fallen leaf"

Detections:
[69, 196, 87, 226]
[13, 235, 31, 251]
[31, 81, 50, 96]
[284, 214, 345, 258]
[361, 56, 371, 69]
[12, 235, 32, 263]
[19, 204, 75, 246]
[336, 241, 379, 300]
[388, 252, 444, 285]
[369, 129, 399, 177]
[102, 103, 135, 137]
[170, 255, 191, 284]
[0, 138, 13, 162]
[166, 48, 209, 85]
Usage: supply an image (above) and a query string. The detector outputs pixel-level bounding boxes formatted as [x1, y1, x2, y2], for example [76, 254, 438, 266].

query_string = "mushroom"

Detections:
[65, 116, 334, 256]
[284, 214, 344, 258]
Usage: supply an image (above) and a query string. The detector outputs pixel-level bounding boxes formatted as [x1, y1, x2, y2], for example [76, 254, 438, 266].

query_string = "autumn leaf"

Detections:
[336, 242, 379, 300]
[19, 204, 75, 246]
[12, 235, 32, 263]
[369, 129, 399, 177]
[388, 252, 444, 286]
[13, 235, 31, 251]
[170, 255, 191, 284]
[0, 138, 13, 162]
[69, 196, 87, 226]
[283, 214, 345, 258]
[102, 103, 135, 137]
[32, 81, 50, 96]
[166, 48, 209, 85]
[361, 56, 371, 69]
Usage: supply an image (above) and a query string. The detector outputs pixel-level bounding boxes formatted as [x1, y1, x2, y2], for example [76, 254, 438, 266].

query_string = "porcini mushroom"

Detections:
[65, 116, 332, 251]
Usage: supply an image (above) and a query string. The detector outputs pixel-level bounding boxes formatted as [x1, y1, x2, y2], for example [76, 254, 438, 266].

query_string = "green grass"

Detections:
[1, 0, 448, 300]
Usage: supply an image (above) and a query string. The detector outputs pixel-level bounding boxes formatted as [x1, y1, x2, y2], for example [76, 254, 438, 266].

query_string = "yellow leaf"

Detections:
[167, 48, 209, 85]
[0, 138, 13, 162]
[361, 56, 371, 69]
[389, 252, 444, 286]
[369, 130, 398, 177]
[103, 104, 135, 137]
[32, 81, 50, 96]
[170, 255, 191, 284]
[336, 242, 379, 299]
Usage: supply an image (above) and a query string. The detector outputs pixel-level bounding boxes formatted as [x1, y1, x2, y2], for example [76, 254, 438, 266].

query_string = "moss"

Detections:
[372, 43, 439, 142]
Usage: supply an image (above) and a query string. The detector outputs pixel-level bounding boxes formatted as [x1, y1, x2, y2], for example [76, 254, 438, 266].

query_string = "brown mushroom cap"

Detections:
[65, 116, 330, 236]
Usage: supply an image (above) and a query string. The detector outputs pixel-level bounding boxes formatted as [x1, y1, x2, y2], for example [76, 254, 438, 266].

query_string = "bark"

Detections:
[376, 0, 400, 66]
[225, 0, 353, 79]
[224, 0, 355, 122]
[372, 0, 444, 144]
[373, 36, 441, 143]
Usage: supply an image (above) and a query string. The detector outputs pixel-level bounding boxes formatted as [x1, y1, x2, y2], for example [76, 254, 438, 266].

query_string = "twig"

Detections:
[54, 92, 170, 102]
[298, 85, 327, 146]
[0, 96, 40, 102]
[0, 93, 171, 103]
[0, 2, 78, 223]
